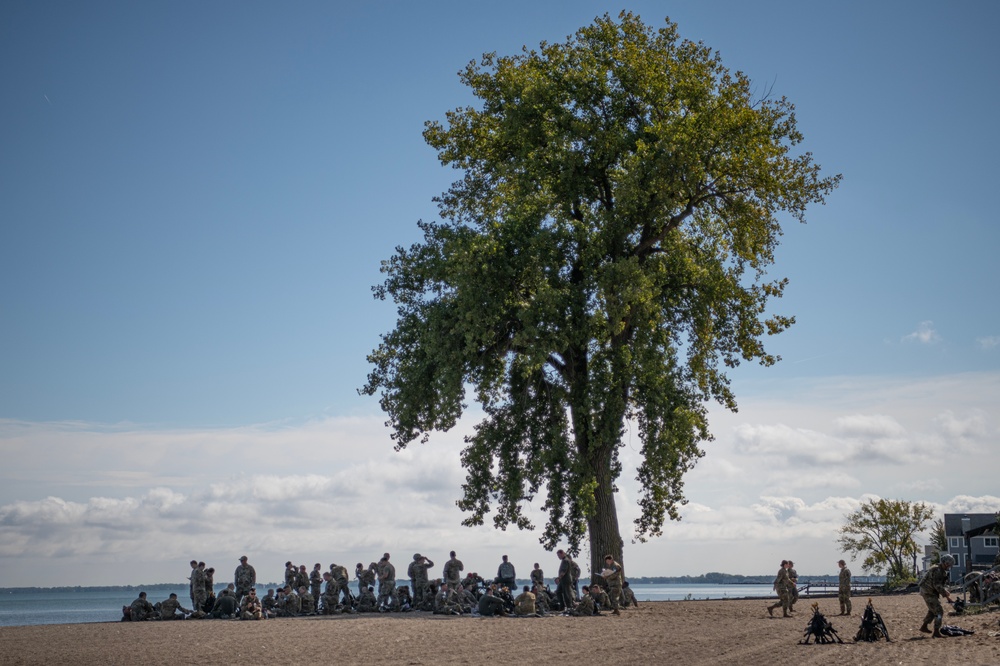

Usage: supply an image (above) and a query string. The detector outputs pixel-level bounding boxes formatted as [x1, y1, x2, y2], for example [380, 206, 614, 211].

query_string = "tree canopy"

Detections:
[363, 12, 839, 573]
[837, 498, 933, 584]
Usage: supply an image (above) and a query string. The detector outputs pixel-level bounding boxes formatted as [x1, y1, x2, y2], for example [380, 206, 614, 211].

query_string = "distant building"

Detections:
[942, 513, 999, 583]
[921, 544, 937, 574]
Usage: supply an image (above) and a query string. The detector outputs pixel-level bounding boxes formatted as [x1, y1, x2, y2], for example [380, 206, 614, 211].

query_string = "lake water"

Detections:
[0, 583, 788, 627]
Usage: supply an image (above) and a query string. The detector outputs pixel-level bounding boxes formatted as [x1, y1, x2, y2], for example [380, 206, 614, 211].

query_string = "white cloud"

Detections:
[977, 336, 1000, 350]
[902, 320, 941, 344]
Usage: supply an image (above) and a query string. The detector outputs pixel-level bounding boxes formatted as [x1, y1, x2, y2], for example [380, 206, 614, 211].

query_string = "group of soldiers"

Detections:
[125, 550, 638, 621]
[765, 558, 855, 620]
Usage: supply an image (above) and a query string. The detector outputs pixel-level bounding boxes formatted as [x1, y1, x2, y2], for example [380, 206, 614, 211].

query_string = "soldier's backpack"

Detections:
[570, 559, 581, 581]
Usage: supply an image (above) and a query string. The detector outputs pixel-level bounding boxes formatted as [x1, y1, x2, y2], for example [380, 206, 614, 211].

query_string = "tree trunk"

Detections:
[587, 445, 623, 584]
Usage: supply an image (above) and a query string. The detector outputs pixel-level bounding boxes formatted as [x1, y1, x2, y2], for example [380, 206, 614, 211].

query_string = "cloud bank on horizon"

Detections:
[2, 371, 997, 587]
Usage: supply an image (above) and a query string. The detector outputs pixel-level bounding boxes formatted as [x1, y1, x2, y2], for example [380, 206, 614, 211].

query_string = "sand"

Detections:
[1, 594, 998, 665]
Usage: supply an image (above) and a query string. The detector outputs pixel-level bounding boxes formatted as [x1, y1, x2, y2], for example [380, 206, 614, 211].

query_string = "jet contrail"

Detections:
[43, 94, 51, 104]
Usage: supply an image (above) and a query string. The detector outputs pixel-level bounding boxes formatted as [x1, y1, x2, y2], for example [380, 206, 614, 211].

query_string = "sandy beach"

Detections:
[1, 594, 998, 665]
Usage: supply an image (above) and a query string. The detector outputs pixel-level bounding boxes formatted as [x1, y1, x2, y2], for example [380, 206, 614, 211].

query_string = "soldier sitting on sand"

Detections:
[567, 586, 597, 616]
[240, 589, 263, 620]
[129, 592, 155, 621]
[357, 586, 378, 612]
[157, 593, 191, 620]
[514, 585, 536, 616]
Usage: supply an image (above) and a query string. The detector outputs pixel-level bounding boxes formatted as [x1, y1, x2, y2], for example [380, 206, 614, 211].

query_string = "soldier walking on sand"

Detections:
[766, 560, 792, 618]
[837, 559, 852, 615]
[919, 554, 954, 637]
[787, 560, 799, 611]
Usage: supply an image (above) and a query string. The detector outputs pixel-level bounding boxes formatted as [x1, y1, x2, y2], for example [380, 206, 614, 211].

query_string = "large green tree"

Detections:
[363, 12, 839, 576]
[837, 499, 934, 584]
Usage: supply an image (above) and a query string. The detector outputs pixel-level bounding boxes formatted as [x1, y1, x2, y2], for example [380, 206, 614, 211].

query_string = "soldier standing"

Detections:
[284, 561, 297, 590]
[234, 555, 256, 607]
[408, 553, 434, 609]
[443, 551, 464, 590]
[555, 549, 575, 611]
[497, 555, 517, 591]
[376, 553, 396, 610]
[601, 554, 624, 615]
[837, 559, 852, 615]
[310, 563, 323, 604]
[530, 563, 544, 588]
[329, 562, 350, 607]
[189, 560, 202, 610]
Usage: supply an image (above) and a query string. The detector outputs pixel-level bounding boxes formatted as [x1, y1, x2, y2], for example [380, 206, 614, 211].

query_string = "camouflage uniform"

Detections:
[568, 590, 596, 616]
[838, 563, 852, 615]
[321, 573, 339, 614]
[357, 587, 378, 613]
[299, 589, 316, 615]
[621, 582, 638, 608]
[130, 595, 155, 621]
[284, 563, 298, 591]
[376, 558, 397, 610]
[478, 591, 506, 616]
[443, 555, 464, 590]
[211, 592, 238, 618]
[329, 564, 350, 606]
[497, 557, 517, 591]
[408, 555, 435, 609]
[158, 595, 191, 620]
[514, 590, 536, 616]
[556, 553, 575, 610]
[530, 566, 545, 588]
[310, 566, 323, 603]
[234, 559, 256, 606]
[356, 563, 376, 598]
[602, 558, 624, 614]
[767, 563, 793, 617]
[787, 564, 799, 609]
[533, 584, 552, 614]
[261, 590, 277, 617]
[190, 564, 208, 611]
[240, 593, 263, 620]
[919, 564, 951, 635]
[278, 588, 301, 617]
[433, 586, 462, 615]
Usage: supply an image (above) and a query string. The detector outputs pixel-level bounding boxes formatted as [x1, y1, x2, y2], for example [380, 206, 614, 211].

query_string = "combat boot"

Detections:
[919, 623, 931, 634]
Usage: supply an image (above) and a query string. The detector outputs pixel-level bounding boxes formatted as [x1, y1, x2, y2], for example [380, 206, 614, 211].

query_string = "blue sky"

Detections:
[1, 1, 998, 586]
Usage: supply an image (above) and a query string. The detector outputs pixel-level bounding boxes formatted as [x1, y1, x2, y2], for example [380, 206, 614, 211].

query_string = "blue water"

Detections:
[0, 583, 789, 627]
